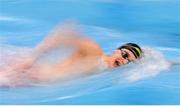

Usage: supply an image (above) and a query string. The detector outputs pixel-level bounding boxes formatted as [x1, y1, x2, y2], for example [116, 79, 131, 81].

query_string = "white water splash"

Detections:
[120, 47, 171, 82]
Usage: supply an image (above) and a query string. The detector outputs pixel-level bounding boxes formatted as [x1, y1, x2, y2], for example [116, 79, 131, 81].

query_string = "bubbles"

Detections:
[121, 47, 171, 82]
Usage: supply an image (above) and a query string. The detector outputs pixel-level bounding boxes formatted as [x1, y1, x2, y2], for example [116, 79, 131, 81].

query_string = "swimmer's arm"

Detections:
[32, 33, 103, 62]
[54, 38, 103, 69]
[74, 38, 103, 56]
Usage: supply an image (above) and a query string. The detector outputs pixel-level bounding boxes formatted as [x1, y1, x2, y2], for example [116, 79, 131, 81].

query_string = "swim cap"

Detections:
[118, 43, 143, 58]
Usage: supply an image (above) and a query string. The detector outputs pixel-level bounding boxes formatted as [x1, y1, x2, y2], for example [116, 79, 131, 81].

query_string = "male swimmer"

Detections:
[1, 24, 143, 84]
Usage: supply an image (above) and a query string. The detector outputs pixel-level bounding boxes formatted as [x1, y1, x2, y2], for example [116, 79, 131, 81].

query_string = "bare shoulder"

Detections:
[76, 37, 103, 57]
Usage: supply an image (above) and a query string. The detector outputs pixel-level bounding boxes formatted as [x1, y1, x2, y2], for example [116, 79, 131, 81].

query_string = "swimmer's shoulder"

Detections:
[77, 38, 103, 57]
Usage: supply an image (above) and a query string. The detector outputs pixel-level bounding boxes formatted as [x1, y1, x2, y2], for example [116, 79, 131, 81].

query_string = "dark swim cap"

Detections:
[118, 43, 143, 58]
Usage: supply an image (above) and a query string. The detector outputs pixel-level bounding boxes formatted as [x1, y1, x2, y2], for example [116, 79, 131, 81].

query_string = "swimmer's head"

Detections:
[107, 43, 143, 68]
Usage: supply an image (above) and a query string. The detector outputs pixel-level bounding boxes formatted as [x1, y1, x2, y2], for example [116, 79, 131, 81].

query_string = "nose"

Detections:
[117, 58, 129, 65]
[123, 59, 129, 64]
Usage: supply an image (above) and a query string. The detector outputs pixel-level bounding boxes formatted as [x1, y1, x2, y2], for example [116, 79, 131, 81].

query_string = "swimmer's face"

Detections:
[108, 48, 136, 68]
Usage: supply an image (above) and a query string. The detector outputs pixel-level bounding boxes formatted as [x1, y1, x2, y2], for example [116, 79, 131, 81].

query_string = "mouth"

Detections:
[114, 60, 120, 67]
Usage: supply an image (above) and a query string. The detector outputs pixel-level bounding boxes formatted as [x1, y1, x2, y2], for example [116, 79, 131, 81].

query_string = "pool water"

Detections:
[0, 0, 180, 105]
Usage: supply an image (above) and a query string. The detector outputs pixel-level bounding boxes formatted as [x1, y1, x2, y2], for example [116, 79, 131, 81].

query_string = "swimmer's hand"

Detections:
[33, 23, 102, 60]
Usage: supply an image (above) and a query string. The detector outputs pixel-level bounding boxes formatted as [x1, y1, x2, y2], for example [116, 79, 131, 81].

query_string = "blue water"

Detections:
[0, 0, 180, 105]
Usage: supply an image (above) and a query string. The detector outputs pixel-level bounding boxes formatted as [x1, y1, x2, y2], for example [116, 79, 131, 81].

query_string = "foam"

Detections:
[118, 47, 171, 82]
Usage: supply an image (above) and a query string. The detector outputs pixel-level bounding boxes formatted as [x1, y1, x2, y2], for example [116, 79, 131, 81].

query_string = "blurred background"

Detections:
[0, 0, 180, 105]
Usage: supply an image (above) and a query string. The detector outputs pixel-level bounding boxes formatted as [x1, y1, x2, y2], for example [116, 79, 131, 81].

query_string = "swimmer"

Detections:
[1, 24, 143, 84]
